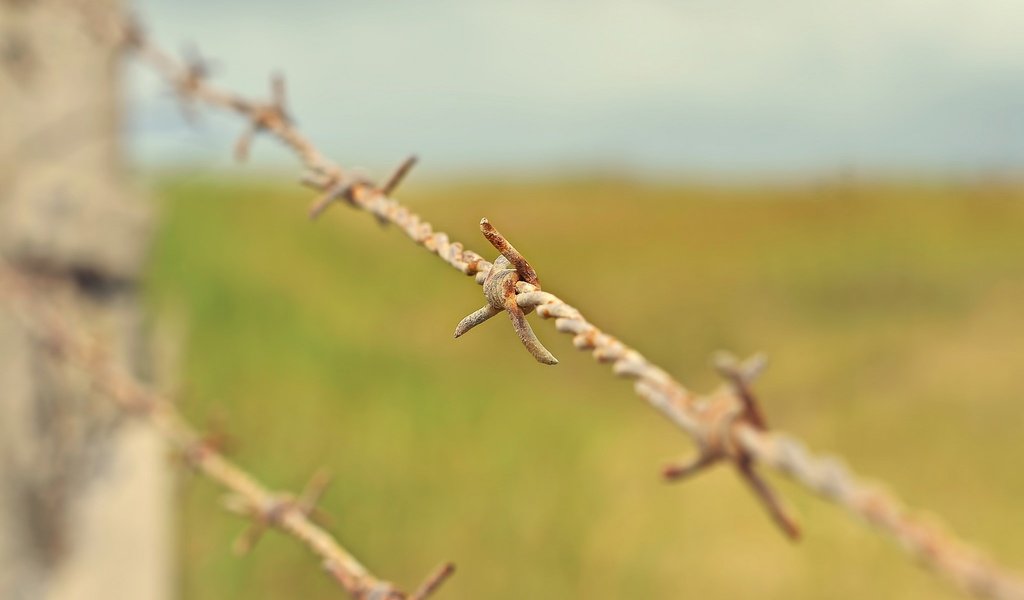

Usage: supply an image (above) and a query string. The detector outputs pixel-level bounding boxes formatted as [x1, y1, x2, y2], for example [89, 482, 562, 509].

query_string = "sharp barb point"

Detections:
[454, 304, 500, 339]
[380, 155, 418, 196]
[663, 453, 715, 482]
[738, 460, 801, 541]
[410, 562, 457, 600]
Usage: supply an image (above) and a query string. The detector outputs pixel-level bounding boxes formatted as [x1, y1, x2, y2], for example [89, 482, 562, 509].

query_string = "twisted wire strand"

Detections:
[738, 428, 1024, 600]
[0, 263, 453, 600]
[89, 10, 1024, 599]
[513, 282, 1024, 598]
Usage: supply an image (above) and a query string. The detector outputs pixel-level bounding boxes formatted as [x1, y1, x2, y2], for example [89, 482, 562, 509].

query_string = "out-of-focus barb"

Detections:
[381, 155, 419, 196]
[0, 262, 454, 600]
[165, 44, 214, 123]
[234, 73, 291, 162]
[454, 218, 557, 365]
[306, 155, 418, 221]
[179, 413, 235, 470]
[662, 352, 800, 540]
[224, 467, 334, 555]
[714, 351, 769, 428]
[410, 563, 457, 600]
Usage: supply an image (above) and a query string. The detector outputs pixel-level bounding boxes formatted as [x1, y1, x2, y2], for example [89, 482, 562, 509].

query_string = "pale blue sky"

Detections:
[127, 0, 1024, 178]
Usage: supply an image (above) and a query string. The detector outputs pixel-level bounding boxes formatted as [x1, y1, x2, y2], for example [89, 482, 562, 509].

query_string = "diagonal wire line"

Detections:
[0, 263, 454, 600]
[79, 8, 1024, 600]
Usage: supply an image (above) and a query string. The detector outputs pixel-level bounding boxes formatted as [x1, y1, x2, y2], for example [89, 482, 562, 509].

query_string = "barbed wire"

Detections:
[74, 8, 1024, 599]
[0, 263, 454, 600]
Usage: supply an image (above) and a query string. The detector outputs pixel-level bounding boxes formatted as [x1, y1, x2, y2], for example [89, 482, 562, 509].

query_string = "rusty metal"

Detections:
[224, 467, 335, 555]
[306, 156, 417, 222]
[67, 10, 1024, 600]
[480, 218, 540, 287]
[454, 219, 556, 365]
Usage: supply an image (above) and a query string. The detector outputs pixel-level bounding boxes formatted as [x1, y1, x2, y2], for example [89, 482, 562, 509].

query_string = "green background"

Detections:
[147, 176, 1024, 599]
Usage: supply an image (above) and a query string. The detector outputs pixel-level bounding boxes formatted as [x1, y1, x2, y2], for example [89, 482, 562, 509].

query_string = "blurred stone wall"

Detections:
[0, 0, 171, 598]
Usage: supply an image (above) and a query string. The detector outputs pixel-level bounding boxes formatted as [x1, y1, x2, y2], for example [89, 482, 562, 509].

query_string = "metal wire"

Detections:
[0, 265, 454, 600]
[62, 8, 1024, 599]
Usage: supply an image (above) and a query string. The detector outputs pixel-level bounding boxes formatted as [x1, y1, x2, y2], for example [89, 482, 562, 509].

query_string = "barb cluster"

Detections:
[223, 468, 334, 555]
[231, 73, 292, 162]
[454, 219, 557, 365]
[303, 155, 419, 221]
[662, 352, 800, 540]
[73, 9, 1024, 600]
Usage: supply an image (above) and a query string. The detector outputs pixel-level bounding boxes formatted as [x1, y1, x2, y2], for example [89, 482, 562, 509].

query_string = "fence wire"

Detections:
[36, 7, 1024, 600]
[0, 264, 454, 600]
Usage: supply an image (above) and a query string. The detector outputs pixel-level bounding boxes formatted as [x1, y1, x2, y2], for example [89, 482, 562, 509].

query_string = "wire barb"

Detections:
[228, 467, 336, 555]
[306, 178, 349, 220]
[410, 563, 457, 600]
[235, 73, 292, 162]
[659, 354, 800, 539]
[381, 155, 418, 197]
[306, 156, 417, 221]
[296, 468, 334, 523]
[454, 219, 557, 365]
[180, 420, 234, 470]
[170, 43, 214, 123]
[736, 454, 802, 540]
[480, 218, 540, 287]
[714, 351, 769, 428]
[662, 452, 715, 481]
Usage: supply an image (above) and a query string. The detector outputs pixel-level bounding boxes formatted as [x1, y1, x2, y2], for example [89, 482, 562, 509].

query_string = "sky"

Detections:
[126, 0, 1024, 179]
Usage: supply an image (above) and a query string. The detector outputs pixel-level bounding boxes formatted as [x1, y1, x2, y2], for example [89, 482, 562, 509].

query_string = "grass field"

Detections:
[146, 175, 1024, 599]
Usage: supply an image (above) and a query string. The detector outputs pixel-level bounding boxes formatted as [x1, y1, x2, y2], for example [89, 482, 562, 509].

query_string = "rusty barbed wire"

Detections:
[0, 262, 454, 600]
[83, 10, 1024, 600]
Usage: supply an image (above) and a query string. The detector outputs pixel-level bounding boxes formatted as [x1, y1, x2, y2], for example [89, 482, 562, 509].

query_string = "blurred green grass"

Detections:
[146, 175, 1024, 599]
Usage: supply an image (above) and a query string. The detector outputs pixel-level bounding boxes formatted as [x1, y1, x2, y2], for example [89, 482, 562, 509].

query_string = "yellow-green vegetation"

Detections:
[147, 176, 1024, 599]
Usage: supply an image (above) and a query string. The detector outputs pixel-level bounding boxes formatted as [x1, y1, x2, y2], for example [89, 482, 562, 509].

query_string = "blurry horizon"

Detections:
[127, 0, 1024, 181]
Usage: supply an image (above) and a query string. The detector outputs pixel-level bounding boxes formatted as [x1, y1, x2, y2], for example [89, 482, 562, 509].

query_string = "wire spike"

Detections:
[480, 218, 540, 287]
[454, 223, 557, 364]
[663, 452, 716, 482]
[307, 183, 345, 220]
[233, 522, 267, 555]
[410, 562, 457, 600]
[297, 468, 332, 516]
[381, 155, 418, 196]
[737, 458, 801, 540]
[715, 351, 770, 430]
